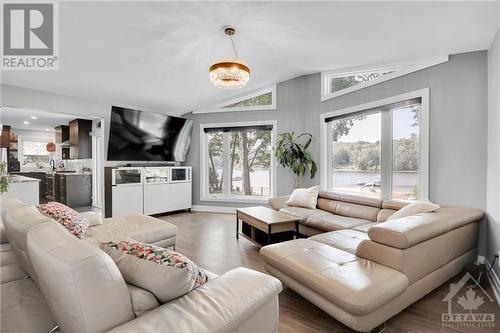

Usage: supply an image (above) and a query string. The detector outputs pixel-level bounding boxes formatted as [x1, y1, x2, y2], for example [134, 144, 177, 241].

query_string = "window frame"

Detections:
[321, 56, 448, 101]
[200, 120, 278, 203]
[194, 84, 277, 114]
[320, 88, 429, 201]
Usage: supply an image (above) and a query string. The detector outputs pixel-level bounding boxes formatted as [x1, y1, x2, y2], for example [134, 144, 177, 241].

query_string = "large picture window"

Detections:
[321, 89, 429, 200]
[201, 121, 276, 203]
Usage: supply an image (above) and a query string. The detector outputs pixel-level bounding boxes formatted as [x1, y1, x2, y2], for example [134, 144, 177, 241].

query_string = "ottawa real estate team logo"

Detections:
[2, 2, 58, 70]
[442, 272, 496, 328]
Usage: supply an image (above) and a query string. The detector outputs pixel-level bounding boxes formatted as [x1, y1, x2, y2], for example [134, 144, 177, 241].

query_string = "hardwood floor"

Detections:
[159, 211, 500, 333]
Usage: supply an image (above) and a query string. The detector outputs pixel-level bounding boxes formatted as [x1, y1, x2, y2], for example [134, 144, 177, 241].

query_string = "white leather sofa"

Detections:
[261, 191, 483, 332]
[1, 199, 282, 333]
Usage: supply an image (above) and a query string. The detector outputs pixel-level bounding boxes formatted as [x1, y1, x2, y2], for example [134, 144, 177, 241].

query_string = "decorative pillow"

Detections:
[37, 202, 89, 238]
[387, 201, 440, 221]
[100, 240, 209, 303]
[286, 185, 321, 209]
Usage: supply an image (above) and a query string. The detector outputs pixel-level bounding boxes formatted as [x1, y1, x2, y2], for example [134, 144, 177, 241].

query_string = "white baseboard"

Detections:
[191, 205, 236, 214]
[485, 258, 500, 306]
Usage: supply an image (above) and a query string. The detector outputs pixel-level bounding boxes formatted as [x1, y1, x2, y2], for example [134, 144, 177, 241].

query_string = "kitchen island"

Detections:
[2, 175, 40, 206]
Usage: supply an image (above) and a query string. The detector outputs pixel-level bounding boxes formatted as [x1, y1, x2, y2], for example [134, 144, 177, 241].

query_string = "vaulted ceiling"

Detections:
[2, 1, 499, 115]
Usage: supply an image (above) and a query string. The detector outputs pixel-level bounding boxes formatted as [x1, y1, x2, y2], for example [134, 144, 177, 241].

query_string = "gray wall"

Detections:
[187, 51, 488, 254]
[487, 29, 500, 280]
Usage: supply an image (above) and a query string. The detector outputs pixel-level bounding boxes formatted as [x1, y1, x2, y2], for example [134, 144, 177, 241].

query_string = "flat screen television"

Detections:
[107, 106, 193, 162]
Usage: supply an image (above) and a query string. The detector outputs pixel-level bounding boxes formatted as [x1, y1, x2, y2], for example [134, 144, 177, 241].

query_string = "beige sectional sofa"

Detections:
[1, 198, 282, 333]
[261, 191, 483, 332]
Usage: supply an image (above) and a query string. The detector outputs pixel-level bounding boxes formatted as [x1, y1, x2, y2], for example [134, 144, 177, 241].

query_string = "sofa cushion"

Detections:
[279, 206, 330, 220]
[352, 222, 380, 233]
[27, 222, 135, 333]
[101, 240, 208, 303]
[387, 201, 440, 221]
[1, 278, 57, 333]
[376, 209, 397, 222]
[37, 202, 89, 238]
[306, 214, 371, 232]
[98, 214, 177, 246]
[286, 186, 320, 209]
[0, 247, 18, 266]
[260, 239, 408, 315]
[0, 263, 27, 284]
[127, 284, 160, 316]
[335, 201, 380, 222]
[368, 207, 484, 249]
[309, 230, 369, 254]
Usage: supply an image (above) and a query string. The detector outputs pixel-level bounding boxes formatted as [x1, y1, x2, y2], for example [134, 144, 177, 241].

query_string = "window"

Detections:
[201, 121, 276, 203]
[321, 89, 429, 200]
[21, 139, 50, 165]
[194, 85, 276, 114]
[321, 56, 448, 101]
[330, 71, 394, 94]
[222, 91, 272, 109]
[332, 112, 382, 198]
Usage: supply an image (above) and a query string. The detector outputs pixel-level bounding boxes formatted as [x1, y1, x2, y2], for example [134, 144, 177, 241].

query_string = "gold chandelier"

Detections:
[209, 26, 250, 89]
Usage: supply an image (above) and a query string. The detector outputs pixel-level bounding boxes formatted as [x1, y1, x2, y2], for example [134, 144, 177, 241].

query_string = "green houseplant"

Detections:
[0, 161, 9, 194]
[274, 132, 317, 189]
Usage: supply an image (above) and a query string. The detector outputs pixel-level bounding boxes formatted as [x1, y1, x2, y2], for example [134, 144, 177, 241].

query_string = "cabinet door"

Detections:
[112, 185, 144, 217]
[143, 184, 171, 215]
[169, 182, 191, 211]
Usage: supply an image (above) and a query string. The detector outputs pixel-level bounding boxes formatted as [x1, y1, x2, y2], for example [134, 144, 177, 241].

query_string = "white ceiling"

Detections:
[0, 106, 93, 132]
[2, 1, 499, 116]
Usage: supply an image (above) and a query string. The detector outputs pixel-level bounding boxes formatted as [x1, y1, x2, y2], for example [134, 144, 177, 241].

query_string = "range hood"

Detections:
[57, 140, 71, 147]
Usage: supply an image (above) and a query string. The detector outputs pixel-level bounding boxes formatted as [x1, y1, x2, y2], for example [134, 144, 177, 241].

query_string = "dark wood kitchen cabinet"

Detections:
[69, 119, 92, 159]
[55, 125, 70, 159]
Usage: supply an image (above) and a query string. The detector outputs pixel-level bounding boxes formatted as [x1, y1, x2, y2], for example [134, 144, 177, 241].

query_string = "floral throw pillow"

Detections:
[37, 202, 89, 239]
[100, 240, 209, 303]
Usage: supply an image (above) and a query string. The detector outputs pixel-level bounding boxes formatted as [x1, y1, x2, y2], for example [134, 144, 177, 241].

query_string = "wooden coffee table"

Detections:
[236, 206, 300, 247]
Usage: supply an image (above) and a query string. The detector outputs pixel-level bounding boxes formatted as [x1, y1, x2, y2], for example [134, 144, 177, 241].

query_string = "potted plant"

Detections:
[0, 161, 9, 194]
[274, 132, 317, 189]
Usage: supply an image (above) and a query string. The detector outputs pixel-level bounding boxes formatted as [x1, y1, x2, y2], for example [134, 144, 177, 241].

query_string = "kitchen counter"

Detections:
[2, 176, 40, 205]
[9, 175, 41, 183]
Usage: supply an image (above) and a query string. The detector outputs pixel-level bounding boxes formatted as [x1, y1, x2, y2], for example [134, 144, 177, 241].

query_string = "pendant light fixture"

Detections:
[209, 26, 250, 89]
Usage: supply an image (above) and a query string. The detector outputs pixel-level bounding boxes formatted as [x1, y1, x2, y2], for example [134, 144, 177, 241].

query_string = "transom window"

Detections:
[222, 91, 272, 109]
[330, 71, 394, 94]
[321, 89, 429, 200]
[200, 121, 276, 203]
[194, 85, 276, 114]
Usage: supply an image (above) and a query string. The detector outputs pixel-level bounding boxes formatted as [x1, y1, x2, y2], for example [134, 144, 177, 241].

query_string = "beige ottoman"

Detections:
[87, 214, 177, 248]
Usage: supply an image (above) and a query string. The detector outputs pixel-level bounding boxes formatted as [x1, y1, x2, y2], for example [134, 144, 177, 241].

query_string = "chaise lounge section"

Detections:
[261, 191, 483, 332]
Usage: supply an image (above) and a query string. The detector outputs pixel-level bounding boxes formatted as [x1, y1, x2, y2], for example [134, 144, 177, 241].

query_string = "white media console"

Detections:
[104, 166, 192, 218]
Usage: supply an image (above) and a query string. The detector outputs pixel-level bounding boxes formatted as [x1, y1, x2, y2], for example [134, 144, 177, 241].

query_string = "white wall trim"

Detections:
[485, 258, 500, 306]
[194, 84, 277, 114]
[199, 120, 278, 203]
[321, 55, 448, 101]
[320, 88, 430, 200]
[192, 205, 236, 214]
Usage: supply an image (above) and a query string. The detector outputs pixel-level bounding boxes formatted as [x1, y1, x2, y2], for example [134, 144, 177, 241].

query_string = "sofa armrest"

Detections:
[367, 206, 483, 249]
[268, 196, 289, 211]
[107, 267, 283, 333]
[79, 211, 103, 227]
